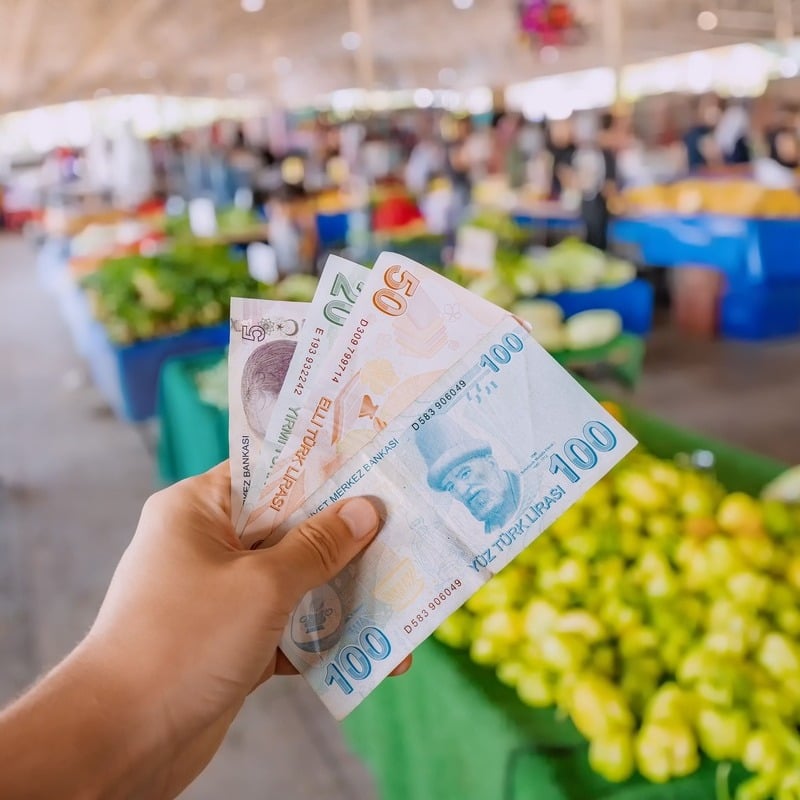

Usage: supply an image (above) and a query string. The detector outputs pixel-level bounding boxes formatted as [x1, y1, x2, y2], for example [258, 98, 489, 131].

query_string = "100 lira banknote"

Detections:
[228, 298, 307, 526]
[238, 253, 510, 548]
[274, 315, 636, 718]
[236, 256, 369, 534]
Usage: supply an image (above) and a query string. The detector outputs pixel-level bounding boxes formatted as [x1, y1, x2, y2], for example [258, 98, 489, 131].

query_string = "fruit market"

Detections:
[1, 2, 800, 799]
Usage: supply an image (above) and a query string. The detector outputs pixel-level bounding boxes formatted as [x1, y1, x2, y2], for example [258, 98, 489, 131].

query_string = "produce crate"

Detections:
[342, 403, 786, 800]
[720, 282, 800, 341]
[316, 211, 350, 249]
[157, 350, 228, 485]
[86, 322, 229, 422]
[544, 279, 655, 337]
[36, 237, 71, 292]
[53, 271, 95, 358]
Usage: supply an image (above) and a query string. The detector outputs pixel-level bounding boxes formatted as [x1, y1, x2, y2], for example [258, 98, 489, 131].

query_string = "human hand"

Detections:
[81, 461, 410, 798]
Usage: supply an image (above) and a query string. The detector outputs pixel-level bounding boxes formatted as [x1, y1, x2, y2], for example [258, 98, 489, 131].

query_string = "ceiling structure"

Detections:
[0, 0, 797, 113]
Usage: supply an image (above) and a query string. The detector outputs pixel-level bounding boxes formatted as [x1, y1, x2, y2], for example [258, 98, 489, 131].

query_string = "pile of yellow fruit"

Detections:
[623, 181, 800, 218]
[435, 449, 800, 799]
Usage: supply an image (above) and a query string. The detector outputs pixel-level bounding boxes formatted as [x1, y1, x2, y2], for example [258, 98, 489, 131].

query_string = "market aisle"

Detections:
[0, 235, 375, 800]
[621, 326, 800, 464]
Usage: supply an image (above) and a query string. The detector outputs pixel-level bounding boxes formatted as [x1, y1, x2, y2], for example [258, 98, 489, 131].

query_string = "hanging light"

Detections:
[697, 11, 719, 31]
[241, 0, 264, 12]
[453, 0, 474, 9]
[341, 31, 362, 51]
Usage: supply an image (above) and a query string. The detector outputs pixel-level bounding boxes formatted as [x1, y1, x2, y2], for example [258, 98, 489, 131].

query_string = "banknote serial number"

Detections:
[411, 380, 467, 431]
[294, 328, 324, 396]
[403, 580, 464, 634]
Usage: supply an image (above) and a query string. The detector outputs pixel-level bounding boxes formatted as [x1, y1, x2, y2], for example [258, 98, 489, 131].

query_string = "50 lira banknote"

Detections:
[228, 298, 308, 526]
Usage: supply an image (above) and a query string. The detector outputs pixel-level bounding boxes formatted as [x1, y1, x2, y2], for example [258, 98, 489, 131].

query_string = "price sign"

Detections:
[247, 242, 279, 285]
[454, 226, 497, 274]
[188, 198, 218, 238]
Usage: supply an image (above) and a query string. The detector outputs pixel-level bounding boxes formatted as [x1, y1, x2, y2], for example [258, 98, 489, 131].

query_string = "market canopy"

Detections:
[0, 0, 796, 112]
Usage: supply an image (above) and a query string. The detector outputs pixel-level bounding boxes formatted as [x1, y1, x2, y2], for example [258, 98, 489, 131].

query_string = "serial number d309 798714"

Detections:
[403, 579, 463, 634]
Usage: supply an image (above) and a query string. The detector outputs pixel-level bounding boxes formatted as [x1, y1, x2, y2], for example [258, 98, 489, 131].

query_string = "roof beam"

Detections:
[1, 0, 46, 111]
[41, 0, 165, 104]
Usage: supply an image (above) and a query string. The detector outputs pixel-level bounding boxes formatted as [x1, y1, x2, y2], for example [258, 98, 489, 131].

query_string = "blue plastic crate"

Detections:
[613, 215, 800, 286]
[85, 322, 230, 422]
[720, 282, 800, 341]
[315, 211, 350, 249]
[612, 215, 748, 276]
[54, 275, 94, 358]
[36, 238, 71, 292]
[747, 219, 800, 284]
[543, 279, 654, 336]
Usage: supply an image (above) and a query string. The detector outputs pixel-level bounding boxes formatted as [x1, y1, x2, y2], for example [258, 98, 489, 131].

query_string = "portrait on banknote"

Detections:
[241, 339, 298, 439]
[415, 415, 522, 534]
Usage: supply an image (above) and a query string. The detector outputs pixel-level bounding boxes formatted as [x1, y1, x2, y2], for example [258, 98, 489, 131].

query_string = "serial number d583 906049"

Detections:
[403, 579, 463, 634]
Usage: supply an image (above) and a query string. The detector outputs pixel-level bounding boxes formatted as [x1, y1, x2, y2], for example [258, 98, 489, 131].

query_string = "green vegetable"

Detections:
[564, 309, 622, 350]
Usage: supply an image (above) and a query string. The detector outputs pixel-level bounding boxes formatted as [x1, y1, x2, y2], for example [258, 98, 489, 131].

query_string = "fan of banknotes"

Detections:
[228, 252, 636, 718]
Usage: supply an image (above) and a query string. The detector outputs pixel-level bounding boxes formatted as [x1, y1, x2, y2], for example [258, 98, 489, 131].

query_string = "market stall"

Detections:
[614, 182, 800, 340]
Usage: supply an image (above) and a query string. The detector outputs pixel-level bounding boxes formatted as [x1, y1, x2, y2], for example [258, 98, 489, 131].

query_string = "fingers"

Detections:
[390, 655, 413, 676]
[270, 651, 411, 679]
[260, 497, 381, 604]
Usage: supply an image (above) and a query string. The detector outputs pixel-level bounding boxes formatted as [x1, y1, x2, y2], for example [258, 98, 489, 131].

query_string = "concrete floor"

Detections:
[1, 233, 798, 798]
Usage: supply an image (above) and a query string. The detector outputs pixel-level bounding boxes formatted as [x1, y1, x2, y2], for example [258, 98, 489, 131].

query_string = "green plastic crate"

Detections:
[157, 350, 228, 485]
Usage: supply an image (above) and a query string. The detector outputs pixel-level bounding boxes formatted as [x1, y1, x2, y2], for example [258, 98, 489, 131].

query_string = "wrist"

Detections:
[70, 635, 177, 798]
[0, 638, 172, 800]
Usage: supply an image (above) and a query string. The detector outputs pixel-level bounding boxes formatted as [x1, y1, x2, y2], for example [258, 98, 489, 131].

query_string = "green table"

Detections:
[552, 334, 646, 389]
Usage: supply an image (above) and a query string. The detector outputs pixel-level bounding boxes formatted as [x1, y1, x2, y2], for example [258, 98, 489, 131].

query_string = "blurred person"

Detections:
[567, 112, 618, 250]
[682, 95, 723, 171]
[109, 122, 155, 209]
[714, 103, 751, 165]
[443, 116, 474, 229]
[0, 463, 411, 799]
[545, 118, 576, 198]
[405, 115, 444, 196]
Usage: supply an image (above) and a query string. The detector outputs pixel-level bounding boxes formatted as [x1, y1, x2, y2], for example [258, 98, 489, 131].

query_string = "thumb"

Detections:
[263, 497, 381, 602]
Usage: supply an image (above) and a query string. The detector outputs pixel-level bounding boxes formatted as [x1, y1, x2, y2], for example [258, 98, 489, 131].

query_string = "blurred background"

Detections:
[2, 1, 800, 798]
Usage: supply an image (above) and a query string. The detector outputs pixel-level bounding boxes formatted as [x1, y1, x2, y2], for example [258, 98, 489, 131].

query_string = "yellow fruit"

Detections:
[717, 492, 765, 537]
[517, 669, 555, 707]
[616, 472, 669, 512]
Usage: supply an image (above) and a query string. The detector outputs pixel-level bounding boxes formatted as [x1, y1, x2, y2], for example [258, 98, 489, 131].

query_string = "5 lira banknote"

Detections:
[228, 252, 636, 718]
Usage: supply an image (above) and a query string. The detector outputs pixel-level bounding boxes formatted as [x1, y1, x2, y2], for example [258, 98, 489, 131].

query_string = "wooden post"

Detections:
[349, 0, 376, 90]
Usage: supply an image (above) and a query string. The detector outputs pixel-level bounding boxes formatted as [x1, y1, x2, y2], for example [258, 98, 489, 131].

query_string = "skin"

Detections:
[0, 462, 410, 800]
[442, 454, 508, 524]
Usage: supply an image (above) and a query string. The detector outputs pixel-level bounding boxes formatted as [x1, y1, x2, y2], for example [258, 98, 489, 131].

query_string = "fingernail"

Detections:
[338, 497, 379, 540]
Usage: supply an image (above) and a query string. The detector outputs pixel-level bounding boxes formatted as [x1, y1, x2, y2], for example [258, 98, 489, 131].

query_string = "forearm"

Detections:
[0, 640, 169, 800]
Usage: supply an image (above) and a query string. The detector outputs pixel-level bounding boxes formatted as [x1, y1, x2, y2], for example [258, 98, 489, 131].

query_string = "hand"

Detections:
[0, 462, 409, 800]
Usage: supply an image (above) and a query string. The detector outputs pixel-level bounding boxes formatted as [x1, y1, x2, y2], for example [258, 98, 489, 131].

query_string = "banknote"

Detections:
[228, 298, 308, 525]
[274, 315, 637, 718]
[238, 252, 510, 547]
[236, 256, 370, 534]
